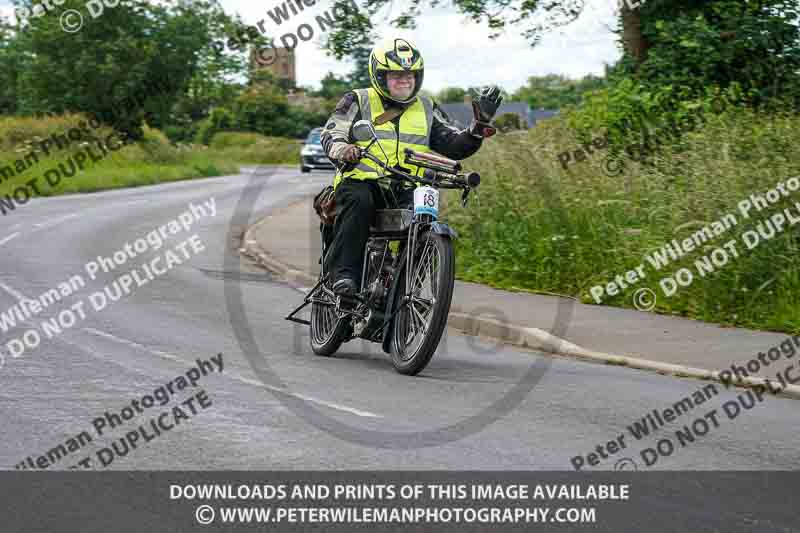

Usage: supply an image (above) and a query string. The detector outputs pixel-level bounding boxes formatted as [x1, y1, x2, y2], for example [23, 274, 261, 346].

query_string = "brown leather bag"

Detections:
[313, 185, 336, 225]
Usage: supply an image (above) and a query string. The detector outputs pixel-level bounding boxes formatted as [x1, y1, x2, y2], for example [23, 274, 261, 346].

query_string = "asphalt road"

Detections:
[1, 166, 797, 471]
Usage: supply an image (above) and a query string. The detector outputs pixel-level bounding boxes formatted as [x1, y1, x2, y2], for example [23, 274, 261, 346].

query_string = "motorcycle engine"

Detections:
[366, 278, 386, 308]
[352, 246, 394, 340]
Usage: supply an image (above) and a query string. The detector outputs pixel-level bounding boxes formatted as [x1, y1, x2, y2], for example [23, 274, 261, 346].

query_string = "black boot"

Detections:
[332, 278, 357, 296]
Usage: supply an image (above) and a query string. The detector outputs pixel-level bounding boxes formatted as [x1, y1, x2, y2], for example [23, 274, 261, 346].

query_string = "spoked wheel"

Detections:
[390, 231, 455, 375]
[310, 281, 350, 356]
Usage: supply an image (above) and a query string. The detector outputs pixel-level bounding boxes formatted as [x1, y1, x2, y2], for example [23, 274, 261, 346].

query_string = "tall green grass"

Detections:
[0, 116, 299, 200]
[207, 131, 300, 165]
[443, 105, 800, 333]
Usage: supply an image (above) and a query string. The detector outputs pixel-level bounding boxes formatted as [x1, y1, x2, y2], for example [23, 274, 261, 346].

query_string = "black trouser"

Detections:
[323, 178, 413, 287]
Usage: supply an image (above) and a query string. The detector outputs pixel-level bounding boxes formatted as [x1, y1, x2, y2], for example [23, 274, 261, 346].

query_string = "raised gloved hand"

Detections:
[472, 85, 503, 122]
[469, 85, 503, 138]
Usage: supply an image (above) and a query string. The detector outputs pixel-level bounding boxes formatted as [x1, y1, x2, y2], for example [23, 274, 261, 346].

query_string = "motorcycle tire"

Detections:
[390, 230, 455, 375]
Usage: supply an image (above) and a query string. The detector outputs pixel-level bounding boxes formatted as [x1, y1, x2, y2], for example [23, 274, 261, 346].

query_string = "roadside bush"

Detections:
[0, 113, 114, 151]
[195, 107, 235, 145]
[135, 125, 183, 163]
[566, 80, 747, 158]
[209, 131, 267, 149]
[494, 112, 527, 132]
[0, 113, 238, 198]
[163, 123, 200, 144]
[208, 131, 299, 164]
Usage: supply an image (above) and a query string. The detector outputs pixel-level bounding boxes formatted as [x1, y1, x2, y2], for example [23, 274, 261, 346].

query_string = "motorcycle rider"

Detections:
[320, 37, 503, 295]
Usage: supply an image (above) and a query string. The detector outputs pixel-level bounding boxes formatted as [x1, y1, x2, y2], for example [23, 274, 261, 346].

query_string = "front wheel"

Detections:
[390, 231, 455, 375]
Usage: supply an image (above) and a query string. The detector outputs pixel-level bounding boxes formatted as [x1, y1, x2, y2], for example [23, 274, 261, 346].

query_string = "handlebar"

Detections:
[359, 149, 479, 191]
[422, 168, 480, 188]
[404, 148, 462, 174]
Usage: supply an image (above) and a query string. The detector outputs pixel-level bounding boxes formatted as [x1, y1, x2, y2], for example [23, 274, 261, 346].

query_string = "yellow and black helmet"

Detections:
[368, 38, 424, 104]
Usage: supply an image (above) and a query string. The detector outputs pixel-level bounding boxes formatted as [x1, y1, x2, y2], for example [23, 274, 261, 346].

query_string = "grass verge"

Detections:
[0, 116, 299, 200]
[443, 105, 800, 334]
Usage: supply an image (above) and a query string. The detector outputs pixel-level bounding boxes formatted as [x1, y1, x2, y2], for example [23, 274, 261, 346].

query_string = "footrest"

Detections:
[336, 292, 363, 307]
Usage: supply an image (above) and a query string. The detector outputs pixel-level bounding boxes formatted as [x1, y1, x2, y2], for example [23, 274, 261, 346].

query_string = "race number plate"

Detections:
[414, 186, 439, 219]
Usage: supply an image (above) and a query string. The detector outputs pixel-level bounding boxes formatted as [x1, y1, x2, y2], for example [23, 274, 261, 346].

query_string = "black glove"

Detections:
[469, 85, 503, 138]
[472, 85, 503, 122]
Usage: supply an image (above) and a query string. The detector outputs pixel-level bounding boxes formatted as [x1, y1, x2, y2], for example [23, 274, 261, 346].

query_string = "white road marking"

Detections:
[33, 213, 78, 230]
[0, 279, 32, 302]
[0, 232, 20, 247]
[83, 327, 187, 364]
[81, 327, 381, 418]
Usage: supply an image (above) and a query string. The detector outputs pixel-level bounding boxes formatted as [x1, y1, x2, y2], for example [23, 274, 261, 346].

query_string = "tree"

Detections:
[0, 18, 24, 115]
[513, 74, 607, 110]
[346, 44, 373, 89]
[12, 0, 229, 139]
[322, 0, 800, 109]
[221, 72, 328, 139]
[437, 87, 468, 103]
[629, 0, 800, 106]
[229, 83, 292, 136]
[323, 0, 595, 61]
[312, 72, 351, 99]
[165, 10, 251, 141]
[620, 2, 649, 67]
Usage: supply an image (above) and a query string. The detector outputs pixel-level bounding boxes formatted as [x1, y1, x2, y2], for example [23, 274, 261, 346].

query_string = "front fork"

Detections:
[404, 214, 435, 302]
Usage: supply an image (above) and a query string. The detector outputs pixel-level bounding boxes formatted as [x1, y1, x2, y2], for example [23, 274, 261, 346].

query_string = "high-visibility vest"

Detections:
[333, 87, 434, 189]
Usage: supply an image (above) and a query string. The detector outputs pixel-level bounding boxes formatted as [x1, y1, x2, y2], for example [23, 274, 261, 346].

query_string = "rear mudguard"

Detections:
[380, 222, 457, 354]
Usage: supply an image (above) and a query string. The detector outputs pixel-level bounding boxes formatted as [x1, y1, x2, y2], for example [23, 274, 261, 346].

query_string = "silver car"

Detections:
[300, 127, 335, 173]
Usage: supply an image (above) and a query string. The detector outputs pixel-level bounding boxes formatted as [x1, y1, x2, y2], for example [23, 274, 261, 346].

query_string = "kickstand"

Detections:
[285, 277, 325, 326]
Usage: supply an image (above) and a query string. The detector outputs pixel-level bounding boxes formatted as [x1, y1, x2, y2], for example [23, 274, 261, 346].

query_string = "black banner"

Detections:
[1, 472, 797, 532]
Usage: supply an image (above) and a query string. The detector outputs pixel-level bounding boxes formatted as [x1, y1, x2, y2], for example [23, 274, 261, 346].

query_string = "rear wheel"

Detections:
[310, 282, 349, 356]
[390, 231, 455, 375]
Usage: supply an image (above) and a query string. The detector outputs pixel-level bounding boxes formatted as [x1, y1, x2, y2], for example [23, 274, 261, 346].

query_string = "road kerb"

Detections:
[241, 214, 800, 401]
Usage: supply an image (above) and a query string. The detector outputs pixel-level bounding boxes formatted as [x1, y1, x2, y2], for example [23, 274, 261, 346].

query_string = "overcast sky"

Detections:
[222, 0, 622, 92]
[1, 0, 622, 93]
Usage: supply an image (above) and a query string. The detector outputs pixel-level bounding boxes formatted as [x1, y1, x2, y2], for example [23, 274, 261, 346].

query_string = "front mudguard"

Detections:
[380, 221, 457, 354]
[429, 221, 458, 240]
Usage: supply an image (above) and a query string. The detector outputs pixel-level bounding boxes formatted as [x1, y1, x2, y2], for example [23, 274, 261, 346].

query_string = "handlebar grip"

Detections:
[467, 172, 481, 188]
[404, 148, 462, 172]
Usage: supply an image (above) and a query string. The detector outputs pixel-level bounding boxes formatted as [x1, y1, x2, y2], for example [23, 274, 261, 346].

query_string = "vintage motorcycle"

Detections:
[286, 119, 481, 375]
